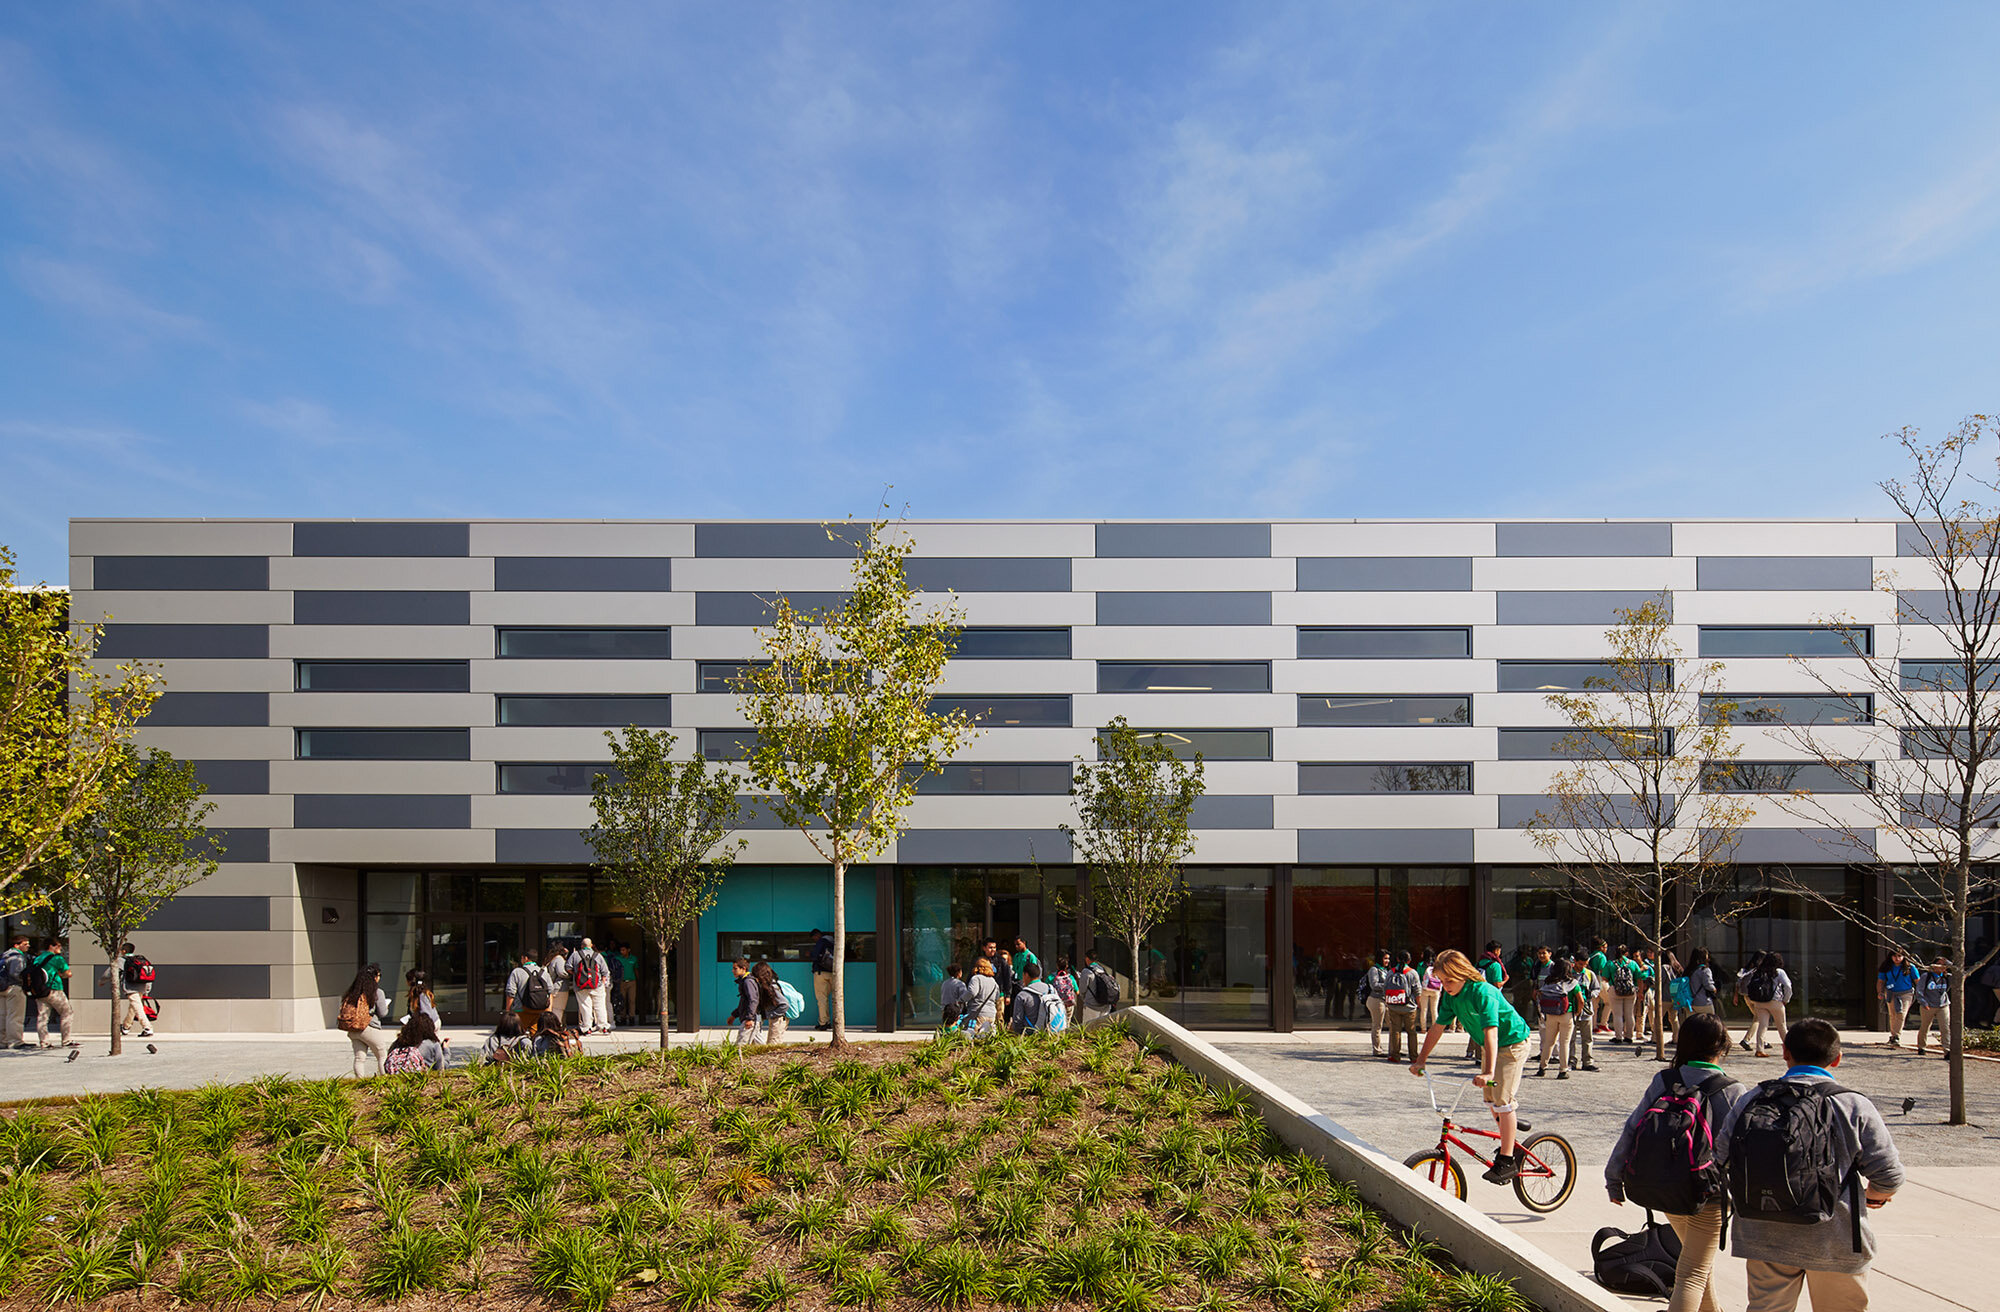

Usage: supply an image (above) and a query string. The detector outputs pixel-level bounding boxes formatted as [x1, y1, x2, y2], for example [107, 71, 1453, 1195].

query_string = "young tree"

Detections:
[736, 519, 979, 1048]
[583, 728, 745, 1050]
[1062, 717, 1205, 1005]
[1770, 417, 2000, 1125]
[2, 546, 162, 915]
[61, 747, 218, 1056]
[1523, 596, 1755, 1062]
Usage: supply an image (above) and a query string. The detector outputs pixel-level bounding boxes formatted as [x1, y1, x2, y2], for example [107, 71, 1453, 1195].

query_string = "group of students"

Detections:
[337, 957, 593, 1075]
[937, 939, 1121, 1037]
[1, 933, 160, 1050]
[501, 940, 627, 1035]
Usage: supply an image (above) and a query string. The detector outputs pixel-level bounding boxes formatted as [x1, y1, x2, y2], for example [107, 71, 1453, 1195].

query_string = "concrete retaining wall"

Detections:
[1113, 1006, 1627, 1312]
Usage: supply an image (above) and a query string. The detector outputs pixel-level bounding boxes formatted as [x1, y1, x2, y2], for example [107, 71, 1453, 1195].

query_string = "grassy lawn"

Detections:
[0, 1027, 1529, 1312]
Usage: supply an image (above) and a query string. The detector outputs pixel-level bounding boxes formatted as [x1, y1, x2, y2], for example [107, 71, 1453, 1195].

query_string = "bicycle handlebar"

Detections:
[1420, 1070, 1480, 1117]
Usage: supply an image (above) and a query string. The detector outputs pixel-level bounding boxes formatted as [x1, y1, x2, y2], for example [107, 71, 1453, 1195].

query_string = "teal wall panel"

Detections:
[698, 866, 878, 1027]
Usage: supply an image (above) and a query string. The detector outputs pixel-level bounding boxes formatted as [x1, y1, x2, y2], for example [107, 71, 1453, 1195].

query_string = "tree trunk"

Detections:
[1130, 929, 1142, 1009]
[1951, 861, 1969, 1125]
[656, 934, 671, 1052]
[1652, 872, 1669, 1063]
[831, 856, 848, 1049]
[109, 955, 123, 1057]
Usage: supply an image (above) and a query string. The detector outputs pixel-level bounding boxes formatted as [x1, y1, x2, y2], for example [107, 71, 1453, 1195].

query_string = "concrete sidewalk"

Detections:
[1220, 1030, 2000, 1312]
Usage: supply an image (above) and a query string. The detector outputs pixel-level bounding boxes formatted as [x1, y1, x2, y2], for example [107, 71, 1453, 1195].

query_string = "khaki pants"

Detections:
[348, 1026, 391, 1076]
[1538, 1013, 1573, 1071]
[1595, 988, 1613, 1030]
[1746, 1260, 1868, 1312]
[1366, 996, 1387, 1052]
[1571, 1013, 1595, 1067]
[1665, 1200, 1726, 1312]
[36, 989, 73, 1045]
[1418, 988, 1441, 1032]
[1383, 1009, 1416, 1061]
[1749, 1000, 1788, 1054]
[118, 988, 153, 1033]
[1610, 993, 1637, 1040]
[0, 987, 24, 1046]
[1884, 992, 1912, 1041]
[814, 971, 834, 1025]
[1915, 1003, 1949, 1052]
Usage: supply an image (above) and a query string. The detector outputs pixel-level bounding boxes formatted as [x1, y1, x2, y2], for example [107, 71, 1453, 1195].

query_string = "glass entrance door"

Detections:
[429, 919, 472, 1022]
[477, 918, 524, 1023]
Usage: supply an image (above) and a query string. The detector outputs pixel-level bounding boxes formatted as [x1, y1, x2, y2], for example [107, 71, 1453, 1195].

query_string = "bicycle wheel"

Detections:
[1402, 1148, 1467, 1202]
[1512, 1132, 1576, 1213]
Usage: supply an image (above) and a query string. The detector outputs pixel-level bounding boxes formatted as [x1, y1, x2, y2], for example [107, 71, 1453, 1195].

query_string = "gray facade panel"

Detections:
[145, 692, 270, 727]
[89, 964, 270, 1001]
[496, 828, 596, 863]
[1298, 828, 1475, 863]
[139, 895, 273, 933]
[1897, 523, 1942, 557]
[494, 556, 674, 592]
[1096, 523, 1271, 558]
[1497, 794, 1663, 829]
[1496, 522, 1672, 557]
[1696, 557, 1873, 591]
[896, 829, 1073, 864]
[97, 624, 268, 659]
[1190, 795, 1275, 829]
[293, 522, 469, 557]
[696, 592, 849, 625]
[694, 522, 867, 557]
[904, 557, 1071, 593]
[1895, 591, 1990, 626]
[92, 555, 269, 590]
[191, 828, 269, 863]
[294, 591, 472, 625]
[1496, 590, 1670, 625]
[1297, 557, 1472, 591]
[191, 759, 270, 794]
[1096, 591, 1271, 626]
[294, 794, 471, 829]
[1726, 827, 1876, 863]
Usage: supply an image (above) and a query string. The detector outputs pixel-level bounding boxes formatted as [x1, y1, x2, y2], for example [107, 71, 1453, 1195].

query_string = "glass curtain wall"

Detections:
[1690, 866, 1867, 1027]
[1293, 868, 1471, 1028]
[1094, 868, 1274, 1029]
[897, 867, 1077, 1026]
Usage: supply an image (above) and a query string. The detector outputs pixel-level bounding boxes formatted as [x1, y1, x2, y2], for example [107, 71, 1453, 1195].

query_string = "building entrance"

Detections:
[988, 895, 1040, 953]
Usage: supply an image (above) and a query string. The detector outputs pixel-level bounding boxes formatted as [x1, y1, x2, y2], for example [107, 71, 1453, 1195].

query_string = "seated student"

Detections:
[381, 1013, 447, 1073]
[534, 1018, 582, 1058]
[482, 1013, 533, 1064]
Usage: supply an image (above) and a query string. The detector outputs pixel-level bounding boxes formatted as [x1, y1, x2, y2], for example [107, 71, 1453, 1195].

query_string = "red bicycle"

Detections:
[1402, 1073, 1577, 1213]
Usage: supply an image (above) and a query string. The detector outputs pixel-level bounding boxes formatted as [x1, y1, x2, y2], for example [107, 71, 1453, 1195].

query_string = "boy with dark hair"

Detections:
[1717, 1018, 1905, 1312]
[0, 932, 31, 1049]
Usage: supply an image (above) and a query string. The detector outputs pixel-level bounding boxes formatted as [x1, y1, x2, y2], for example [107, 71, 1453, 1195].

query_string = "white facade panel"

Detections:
[272, 828, 497, 864]
[271, 691, 487, 727]
[68, 556, 91, 589]
[131, 726, 293, 758]
[1279, 658, 1494, 695]
[1073, 626, 1291, 659]
[1077, 693, 1291, 730]
[1280, 726, 1494, 759]
[1272, 522, 1496, 557]
[89, 658, 291, 692]
[904, 796, 1076, 827]
[677, 693, 750, 728]
[1472, 557, 1694, 592]
[73, 590, 293, 624]
[471, 591, 692, 626]
[1186, 830, 1298, 863]
[944, 593, 1096, 625]
[1073, 557, 1293, 592]
[938, 661, 1093, 695]
[72, 519, 295, 556]
[904, 522, 1094, 557]
[1278, 794, 1497, 828]
[952, 728, 1097, 760]
[1670, 521, 1894, 557]
[270, 557, 493, 591]
[467, 521, 692, 557]
[740, 830, 839, 863]
[1202, 762, 1300, 796]
[273, 626, 493, 659]
[673, 557, 859, 590]
[1275, 592, 1496, 626]
[271, 760, 496, 794]
[471, 727, 633, 760]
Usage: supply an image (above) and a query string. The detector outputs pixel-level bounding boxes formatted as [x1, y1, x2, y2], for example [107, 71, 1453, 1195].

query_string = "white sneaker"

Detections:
[138, 1029, 154, 1037]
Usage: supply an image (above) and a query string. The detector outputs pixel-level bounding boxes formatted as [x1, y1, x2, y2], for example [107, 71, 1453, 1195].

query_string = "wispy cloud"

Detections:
[9, 254, 208, 344]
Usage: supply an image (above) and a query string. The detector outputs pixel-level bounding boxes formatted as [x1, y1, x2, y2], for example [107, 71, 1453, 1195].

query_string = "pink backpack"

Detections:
[382, 1045, 426, 1075]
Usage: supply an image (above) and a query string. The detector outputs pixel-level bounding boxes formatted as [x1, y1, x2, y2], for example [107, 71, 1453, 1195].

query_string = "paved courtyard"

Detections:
[1220, 1029, 2000, 1312]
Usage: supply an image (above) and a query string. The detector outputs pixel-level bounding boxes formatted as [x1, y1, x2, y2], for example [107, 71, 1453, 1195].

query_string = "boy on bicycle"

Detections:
[1410, 947, 1535, 1184]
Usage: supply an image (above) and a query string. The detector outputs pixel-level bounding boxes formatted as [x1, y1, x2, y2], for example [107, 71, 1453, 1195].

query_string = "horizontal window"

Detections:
[295, 660, 471, 693]
[1098, 661, 1271, 693]
[699, 660, 764, 693]
[914, 763, 1073, 795]
[496, 627, 672, 659]
[1700, 694, 1872, 725]
[928, 696, 1071, 727]
[496, 695, 671, 727]
[1299, 763, 1473, 794]
[1901, 727, 1987, 759]
[1128, 729, 1272, 761]
[1298, 627, 1471, 659]
[1497, 660, 1671, 692]
[1701, 761, 1872, 793]
[1900, 660, 2000, 692]
[296, 729, 469, 761]
[1299, 695, 1471, 727]
[715, 930, 874, 963]
[497, 763, 626, 794]
[952, 627, 1071, 659]
[1698, 626, 1867, 657]
[1498, 728, 1673, 760]
[699, 730, 762, 760]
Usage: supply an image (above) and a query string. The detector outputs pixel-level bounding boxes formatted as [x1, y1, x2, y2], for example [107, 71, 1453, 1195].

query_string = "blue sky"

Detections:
[6, 4, 2000, 583]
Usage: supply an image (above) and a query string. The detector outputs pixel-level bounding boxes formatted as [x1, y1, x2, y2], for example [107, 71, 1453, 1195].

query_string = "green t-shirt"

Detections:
[1481, 957, 1505, 987]
[1588, 951, 1610, 979]
[33, 951, 70, 994]
[1438, 979, 1532, 1047]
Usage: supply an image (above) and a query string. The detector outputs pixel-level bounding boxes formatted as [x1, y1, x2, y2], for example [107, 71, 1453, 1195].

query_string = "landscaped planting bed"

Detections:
[0, 1027, 1530, 1311]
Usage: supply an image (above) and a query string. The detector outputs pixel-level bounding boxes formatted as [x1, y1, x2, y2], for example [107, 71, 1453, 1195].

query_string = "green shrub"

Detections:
[359, 1224, 452, 1300]
[909, 1243, 989, 1309]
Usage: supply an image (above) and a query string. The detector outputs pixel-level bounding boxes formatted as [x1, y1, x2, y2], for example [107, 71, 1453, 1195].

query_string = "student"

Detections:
[753, 961, 791, 1043]
[1743, 952, 1794, 1058]
[1363, 950, 1394, 1056]
[980, 939, 1015, 1005]
[1717, 1019, 1905, 1312]
[1380, 951, 1422, 1064]
[504, 950, 552, 1033]
[1587, 936, 1614, 1034]
[1009, 961, 1064, 1034]
[1876, 949, 1917, 1048]
[1606, 1015, 1748, 1312]
[1480, 940, 1508, 988]
[1633, 947, 1658, 1040]
[1567, 947, 1602, 1073]
[32, 936, 75, 1049]
[1011, 936, 1041, 980]
[0, 932, 30, 1049]
[1687, 948, 1719, 1016]
[1077, 949, 1119, 1019]
[569, 937, 612, 1035]
[542, 945, 573, 1029]
[614, 942, 639, 1025]
[114, 941, 156, 1038]
[1416, 947, 1442, 1033]
[405, 969, 440, 1028]
[728, 958, 763, 1046]
[810, 928, 837, 1031]
[482, 1013, 532, 1064]
[1913, 957, 1952, 1058]
[938, 963, 970, 1030]
[338, 964, 394, 1077]
[1533, 957, 1581, 1079]
[382, 1012, 447, 1073]
[1410, 948, 1535, 1183]
[966, 957, 1002, 1037]
[1607, 945, 1641, 1043]
[1734, 951, 1767, 1050]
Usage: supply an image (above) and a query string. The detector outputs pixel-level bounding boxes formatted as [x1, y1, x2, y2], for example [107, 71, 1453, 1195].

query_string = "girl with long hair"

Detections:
[1742, 951, 1793, 1057]
[383, 1011, 447, 1072]
[752, 962, 791, 1044]
[338, 963, 392, 1077]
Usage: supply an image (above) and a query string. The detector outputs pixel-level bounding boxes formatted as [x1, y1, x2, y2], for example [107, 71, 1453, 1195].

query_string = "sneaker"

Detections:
[1888, 1036, 1902, 1047]
[1556, 1069, 1569, 1080]
[1581, 1063, 1601, 1072]
[1533, 1067, 1546, 1078]
[138, 1029, 153, 1037]
[1739, 1039, 1751, 1051]
[1481, 1152, 1521, 1184]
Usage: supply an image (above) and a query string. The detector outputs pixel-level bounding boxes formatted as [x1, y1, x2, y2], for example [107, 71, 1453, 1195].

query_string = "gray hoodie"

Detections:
[1715, 1071, 1905, 1274]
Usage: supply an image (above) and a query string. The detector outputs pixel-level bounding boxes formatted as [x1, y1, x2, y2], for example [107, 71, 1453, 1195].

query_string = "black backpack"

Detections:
[1620, 1072, 1734, 1216]
[22, 958, 51, 1000]
[1089, 966, 1121, 1009]
[812, 939, 835, 972]
[1611, 961, 1638, 997]
[1745, 970, 1779, 1004]
[519, 968, 552, 1012]
[1726, 1080, 1864, 1251]
[1592, 1211, 1682, 1297]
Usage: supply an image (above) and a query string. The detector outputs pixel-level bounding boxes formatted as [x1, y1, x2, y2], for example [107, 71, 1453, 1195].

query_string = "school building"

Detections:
[34, 516, 1994, 1034]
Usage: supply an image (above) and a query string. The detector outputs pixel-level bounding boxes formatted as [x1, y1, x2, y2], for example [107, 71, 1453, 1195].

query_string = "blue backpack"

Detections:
[776, 980, 805, 1021]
